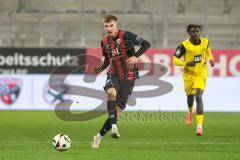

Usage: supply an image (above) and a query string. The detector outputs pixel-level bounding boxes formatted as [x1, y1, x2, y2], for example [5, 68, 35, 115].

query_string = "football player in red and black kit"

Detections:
[91, 15, 151, 148]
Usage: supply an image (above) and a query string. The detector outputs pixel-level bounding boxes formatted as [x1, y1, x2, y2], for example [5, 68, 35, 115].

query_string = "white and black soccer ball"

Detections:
[52, 133, 71, 151]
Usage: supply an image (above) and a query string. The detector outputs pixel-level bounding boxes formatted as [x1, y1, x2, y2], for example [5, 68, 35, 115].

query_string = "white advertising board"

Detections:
[0, 75, 239, 112]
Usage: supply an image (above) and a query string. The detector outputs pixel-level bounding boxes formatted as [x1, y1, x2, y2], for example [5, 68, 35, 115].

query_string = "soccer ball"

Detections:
[52, 133, 71, 151]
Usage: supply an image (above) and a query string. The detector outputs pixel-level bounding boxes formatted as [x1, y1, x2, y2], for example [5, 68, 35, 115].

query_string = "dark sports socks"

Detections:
[99, 118, 111, 136]
[107, 100, 117, 125]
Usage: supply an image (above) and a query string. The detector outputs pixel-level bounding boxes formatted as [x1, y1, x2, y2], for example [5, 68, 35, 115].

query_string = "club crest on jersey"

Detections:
[0, 78, 22, 105]
[136, 36, 143, 44]
[116, 39, 121, 45]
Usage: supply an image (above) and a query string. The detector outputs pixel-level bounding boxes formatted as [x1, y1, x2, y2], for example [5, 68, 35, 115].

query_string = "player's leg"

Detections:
[92, 96, 120, 148]
[110, 79, 134, 138]
[92, 91, 117, 149]
[195, 88, 204, 114]
[194, 75, 206, 136]
[95, 102, 122, 142]
[106, 87, 123, 139]
[106, 87, 118, 126]
[187, 94, 195, 113]
[91, 76, 119, 148]
[116, 105, 123, 118]
[91, 117, 111, 149]
[117, 79, 134, 114]
[111, 94, 126, 139]
[100, 75, 119, 128]
[195, 88, 204, 136]
[101, 75, 120, 131]
[186, 94, 195, 126]
[184, 73, 196, 126]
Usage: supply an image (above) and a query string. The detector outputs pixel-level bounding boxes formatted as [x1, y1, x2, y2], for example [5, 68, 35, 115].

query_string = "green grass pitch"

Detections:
[0, 111, 240, 160]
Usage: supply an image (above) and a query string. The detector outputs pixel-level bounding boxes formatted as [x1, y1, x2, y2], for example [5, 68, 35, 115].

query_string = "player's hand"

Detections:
[186, 60, 196, 67]
[126, 56, 139, 69]
[91, 66, 102, 74]
[209, 60, 215, 67]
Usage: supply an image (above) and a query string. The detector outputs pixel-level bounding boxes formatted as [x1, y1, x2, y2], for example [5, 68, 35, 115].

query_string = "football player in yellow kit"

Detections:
[173, 24, 215, 136]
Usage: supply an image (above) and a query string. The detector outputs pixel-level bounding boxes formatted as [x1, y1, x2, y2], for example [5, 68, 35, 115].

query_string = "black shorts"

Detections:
[104, 75, 135, 110]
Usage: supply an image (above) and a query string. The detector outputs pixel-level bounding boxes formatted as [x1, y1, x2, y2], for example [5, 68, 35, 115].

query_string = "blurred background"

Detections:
[0, 0, 239, 111]
[0, 0, 240, 48]
[0, 1, 240, 159]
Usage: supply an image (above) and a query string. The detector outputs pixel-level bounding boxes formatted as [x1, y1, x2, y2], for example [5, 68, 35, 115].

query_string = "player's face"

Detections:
[103, 20, 118, 37]
[188, 27, 201, 42]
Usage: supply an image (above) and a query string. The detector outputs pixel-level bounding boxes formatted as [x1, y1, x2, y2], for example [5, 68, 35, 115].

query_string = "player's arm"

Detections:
[124, 31, 151, 69]
[206, 42, 215, 67]
[173, 44, 195, 67]
[173, 44, 187, 66]
[92, 41, 110, 74]
[124, 31, 151, 57]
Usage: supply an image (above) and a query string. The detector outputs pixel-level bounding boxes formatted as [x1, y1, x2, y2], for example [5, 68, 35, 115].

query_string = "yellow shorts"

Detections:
[183, 74, 207, 95]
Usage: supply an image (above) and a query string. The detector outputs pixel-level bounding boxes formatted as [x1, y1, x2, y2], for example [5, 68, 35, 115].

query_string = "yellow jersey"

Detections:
[173, 37, 213, 77]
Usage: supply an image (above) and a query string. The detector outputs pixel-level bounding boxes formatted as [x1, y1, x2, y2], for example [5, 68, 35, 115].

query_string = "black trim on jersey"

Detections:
[174, 44, 186, 58]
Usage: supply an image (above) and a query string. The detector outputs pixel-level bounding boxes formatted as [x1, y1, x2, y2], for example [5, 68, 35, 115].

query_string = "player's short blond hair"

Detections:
[103, 15, 118, 23]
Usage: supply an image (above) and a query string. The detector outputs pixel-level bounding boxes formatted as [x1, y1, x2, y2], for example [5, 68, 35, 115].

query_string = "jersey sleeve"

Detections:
[173, 44, 187, 66]
[124, 31, 151, 57]
[124, 31, 144, 46]
[174, 44, 186, 58]
[206, 42, 214, 61]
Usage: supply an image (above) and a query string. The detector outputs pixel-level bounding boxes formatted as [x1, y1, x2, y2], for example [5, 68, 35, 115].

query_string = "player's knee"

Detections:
[195, 94, 202, 102]
[107, 88, 117, 100]
[187, 97, 194, 103]
[187, 95, 194, 104]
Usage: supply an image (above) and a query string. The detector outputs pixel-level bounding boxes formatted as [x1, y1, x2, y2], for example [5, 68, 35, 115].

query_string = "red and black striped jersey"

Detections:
[101, 30, 150, 80]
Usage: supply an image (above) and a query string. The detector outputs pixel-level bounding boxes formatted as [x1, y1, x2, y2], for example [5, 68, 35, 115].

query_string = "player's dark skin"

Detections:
[186, 27, 214, 115]
[186, 27, 201, 67]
